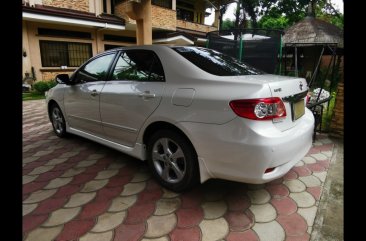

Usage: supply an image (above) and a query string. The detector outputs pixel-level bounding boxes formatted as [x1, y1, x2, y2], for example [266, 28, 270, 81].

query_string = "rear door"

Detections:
[100, 50, 165, 147]
[64, 53, 116, 136]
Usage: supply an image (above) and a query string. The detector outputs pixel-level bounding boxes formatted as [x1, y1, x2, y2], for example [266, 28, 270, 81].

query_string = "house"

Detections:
[22, 0, 234, 81]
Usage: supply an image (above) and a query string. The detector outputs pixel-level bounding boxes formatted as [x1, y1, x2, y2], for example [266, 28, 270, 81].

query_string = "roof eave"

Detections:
[22, 5, 125, 30]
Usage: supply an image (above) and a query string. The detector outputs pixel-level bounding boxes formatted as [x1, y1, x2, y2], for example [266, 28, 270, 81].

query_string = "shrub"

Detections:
[321, 90, 337, 132]
[33, 80, 57, 94]
[47, 80, 57, 89]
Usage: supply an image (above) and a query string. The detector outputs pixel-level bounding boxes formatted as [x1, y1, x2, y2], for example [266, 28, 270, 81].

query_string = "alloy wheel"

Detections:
[52, 107, 64, 134]
[152, 137, 186, 184]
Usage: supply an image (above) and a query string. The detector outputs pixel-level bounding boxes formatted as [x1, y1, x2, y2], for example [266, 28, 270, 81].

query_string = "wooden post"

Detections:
[295, 46, 298, 77]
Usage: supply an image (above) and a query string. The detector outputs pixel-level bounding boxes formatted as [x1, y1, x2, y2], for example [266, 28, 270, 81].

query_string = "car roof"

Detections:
[101, 45, 201, 55]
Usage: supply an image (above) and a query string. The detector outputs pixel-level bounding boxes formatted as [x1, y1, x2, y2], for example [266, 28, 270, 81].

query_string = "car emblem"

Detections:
[299, 81, 303, 91]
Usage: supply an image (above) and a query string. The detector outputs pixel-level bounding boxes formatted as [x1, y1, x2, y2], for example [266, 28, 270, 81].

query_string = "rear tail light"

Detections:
[229, 97, 287, 120]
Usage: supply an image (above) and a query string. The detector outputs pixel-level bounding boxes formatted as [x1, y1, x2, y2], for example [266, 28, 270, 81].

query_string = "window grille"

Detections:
[40, 41, 92, 67]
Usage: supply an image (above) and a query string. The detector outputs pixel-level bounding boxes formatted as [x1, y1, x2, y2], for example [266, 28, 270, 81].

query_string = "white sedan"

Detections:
[46, 46, 314, 192]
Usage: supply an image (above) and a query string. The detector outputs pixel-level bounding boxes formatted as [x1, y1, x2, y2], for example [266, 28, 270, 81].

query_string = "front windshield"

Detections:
[172, 47, 265, 76]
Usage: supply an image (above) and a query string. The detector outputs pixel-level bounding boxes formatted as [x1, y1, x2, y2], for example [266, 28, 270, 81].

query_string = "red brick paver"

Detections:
[23, 100, 335, 241]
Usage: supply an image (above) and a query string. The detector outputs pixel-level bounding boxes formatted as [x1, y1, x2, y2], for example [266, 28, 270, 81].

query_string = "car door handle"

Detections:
[139, 91, 156, 99]
[91, 89, 98, 97]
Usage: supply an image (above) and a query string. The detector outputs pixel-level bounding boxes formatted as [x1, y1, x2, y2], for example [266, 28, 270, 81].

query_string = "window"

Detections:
[111, 0, 115, 14]
[103, 0, 107, 13]
[112, 50, 165, 82]
[176, 8, 194, 21]
[40, 41, 92, 67]
[176, 0, 195, 22]
[102, 0, 115, 14]
[152, 0, 172, 9]
[172, 47, 264, 76]
[81, 54, 115, 81]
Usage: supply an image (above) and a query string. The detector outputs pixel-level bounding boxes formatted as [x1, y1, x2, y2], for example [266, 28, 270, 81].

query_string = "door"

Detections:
[64, 53, 116, 136]
[100, 50, 165, 147]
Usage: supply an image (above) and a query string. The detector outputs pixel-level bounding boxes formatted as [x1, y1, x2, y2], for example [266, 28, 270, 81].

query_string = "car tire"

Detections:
[147, 130, 199, 192]
[50, 104, 67, 138]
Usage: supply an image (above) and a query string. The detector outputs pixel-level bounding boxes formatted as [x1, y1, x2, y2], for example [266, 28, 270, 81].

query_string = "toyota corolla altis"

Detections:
[46, 46, 314, 192]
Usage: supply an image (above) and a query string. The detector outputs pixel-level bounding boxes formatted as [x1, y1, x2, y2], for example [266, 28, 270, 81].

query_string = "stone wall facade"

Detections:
[114, 1, 217, 33]
[151, 5, 176, 31]
[177, 19, 217, 33]
[41, 71, 75, 81]
[114, 1, 136, 24]
[42, 0, 89, 12]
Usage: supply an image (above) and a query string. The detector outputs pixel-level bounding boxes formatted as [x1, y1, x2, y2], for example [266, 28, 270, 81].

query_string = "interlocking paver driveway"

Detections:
[23, 99, 335, 241]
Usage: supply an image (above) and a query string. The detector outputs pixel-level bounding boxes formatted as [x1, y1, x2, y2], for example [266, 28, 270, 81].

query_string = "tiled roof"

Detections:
[23, 4, 125, 26]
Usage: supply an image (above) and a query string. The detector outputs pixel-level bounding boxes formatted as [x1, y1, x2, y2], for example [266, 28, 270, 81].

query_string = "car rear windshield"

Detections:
[172, 47, 264, 76]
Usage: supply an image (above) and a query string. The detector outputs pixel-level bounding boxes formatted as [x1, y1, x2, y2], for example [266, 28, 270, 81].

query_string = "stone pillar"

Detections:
[26, 22, 42, 80]
[213, 9, 220, 28]
[124, 0, 152, 45]
[137, 0, 152, 45]
[29, 0, 42, 6]
[194, 0, 205, 24]
[22, 23, 32, 77]
[92, 0, 102, 15]
[172, 0, 176, 10]
[95, 29, 104, 53]
[109, 0, 113, 13]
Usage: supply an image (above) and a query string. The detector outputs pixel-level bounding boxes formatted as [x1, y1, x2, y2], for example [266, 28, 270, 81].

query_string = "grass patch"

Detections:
[22, 92, 45, 101]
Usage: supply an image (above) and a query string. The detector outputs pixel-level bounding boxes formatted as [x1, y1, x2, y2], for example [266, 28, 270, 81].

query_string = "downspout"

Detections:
[96, 23, 109, 31]
[95, 23, 109, 54]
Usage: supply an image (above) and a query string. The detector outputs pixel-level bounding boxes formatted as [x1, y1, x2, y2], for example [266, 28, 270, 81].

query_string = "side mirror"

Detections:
[55, 74, 71, 85]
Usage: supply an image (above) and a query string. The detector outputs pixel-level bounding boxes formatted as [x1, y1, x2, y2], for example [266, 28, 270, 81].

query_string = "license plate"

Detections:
[292, 99, 305, 121]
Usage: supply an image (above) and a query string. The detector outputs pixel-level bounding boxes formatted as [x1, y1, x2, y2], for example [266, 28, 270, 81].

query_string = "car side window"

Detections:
[74, 53, 115, 83]
[112, 50, 165, 82]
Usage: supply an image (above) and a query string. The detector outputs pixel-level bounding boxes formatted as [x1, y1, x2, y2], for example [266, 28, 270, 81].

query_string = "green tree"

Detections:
[219, 4, 229, 30]
[227, 0, 306, 30]
[229, 0, 343, 30]
[258, 15, 289, 29]
[258, 0, 309, 27]
[258, 0, 343, 28]
[240, 0, 261, 27]
[231, 1, 255, 32]
[221, 18, 235, 30]
[316, 0, 343, 29]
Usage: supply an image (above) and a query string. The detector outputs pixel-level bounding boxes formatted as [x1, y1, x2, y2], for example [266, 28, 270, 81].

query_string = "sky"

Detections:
[205, 0, 344, 25]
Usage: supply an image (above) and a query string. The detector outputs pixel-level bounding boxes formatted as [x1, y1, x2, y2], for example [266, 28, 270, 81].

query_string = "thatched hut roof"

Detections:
[283, 16, 343, 48]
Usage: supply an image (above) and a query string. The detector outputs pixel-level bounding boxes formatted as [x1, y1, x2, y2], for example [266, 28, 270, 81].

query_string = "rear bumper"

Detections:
[179, 108, 314, 184]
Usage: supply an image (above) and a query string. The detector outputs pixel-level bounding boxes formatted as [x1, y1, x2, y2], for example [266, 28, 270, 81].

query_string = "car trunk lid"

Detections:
[235, 74, 309, 131]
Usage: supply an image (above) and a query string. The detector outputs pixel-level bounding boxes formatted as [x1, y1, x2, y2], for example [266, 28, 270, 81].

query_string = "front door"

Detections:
[64, 53, 116, 136]
[100, 50, 165, 147]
